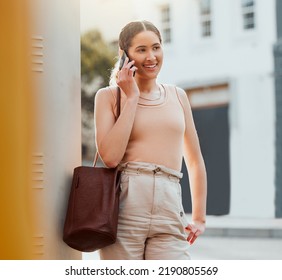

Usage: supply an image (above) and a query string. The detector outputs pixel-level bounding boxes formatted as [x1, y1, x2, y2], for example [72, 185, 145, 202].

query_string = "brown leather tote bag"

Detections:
[63, 88, 121, 252]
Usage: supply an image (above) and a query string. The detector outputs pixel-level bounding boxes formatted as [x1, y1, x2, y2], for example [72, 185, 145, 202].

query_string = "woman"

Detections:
[94, 20, 207, 260]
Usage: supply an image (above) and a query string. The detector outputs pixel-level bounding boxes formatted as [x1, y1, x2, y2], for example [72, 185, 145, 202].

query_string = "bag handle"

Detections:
[93, 87, 121, 167]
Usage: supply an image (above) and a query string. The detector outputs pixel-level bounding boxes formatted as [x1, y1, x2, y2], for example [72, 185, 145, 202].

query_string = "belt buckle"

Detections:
[153, 167, 161, 174]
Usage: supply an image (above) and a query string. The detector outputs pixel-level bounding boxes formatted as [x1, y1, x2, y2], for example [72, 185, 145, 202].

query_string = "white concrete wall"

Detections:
[81, 0, 277, 218]
[145, 0, 277, 218]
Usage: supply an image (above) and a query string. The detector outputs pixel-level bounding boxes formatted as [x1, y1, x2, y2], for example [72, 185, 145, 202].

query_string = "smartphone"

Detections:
[119, 51, 128, 70]
[119, 51, 135, 76]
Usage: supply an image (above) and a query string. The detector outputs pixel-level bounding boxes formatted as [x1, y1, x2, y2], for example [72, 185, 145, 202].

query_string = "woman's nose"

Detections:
[146, 51, 156, 60]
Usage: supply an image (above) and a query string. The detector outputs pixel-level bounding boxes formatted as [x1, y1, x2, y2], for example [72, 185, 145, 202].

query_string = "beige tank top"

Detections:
[117, 84, 185, 171]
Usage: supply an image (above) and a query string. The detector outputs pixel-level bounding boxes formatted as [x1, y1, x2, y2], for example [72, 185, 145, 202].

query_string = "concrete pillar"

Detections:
[30, 0, 81, 259]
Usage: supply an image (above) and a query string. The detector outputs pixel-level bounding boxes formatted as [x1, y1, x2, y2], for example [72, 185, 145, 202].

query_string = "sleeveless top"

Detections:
[109, 84, 185, 171]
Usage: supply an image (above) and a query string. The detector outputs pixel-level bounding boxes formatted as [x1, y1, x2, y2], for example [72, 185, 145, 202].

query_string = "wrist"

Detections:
[126, 94, 139, 103]
[192, 218, 206, 224]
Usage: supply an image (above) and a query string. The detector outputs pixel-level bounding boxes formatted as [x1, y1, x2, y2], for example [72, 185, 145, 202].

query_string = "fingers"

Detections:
[120, 58, 136, 72]
[118, 63, 137, 81]
[129, 66, 137, 75]
[185, 223, 204, 245]
[125, 59, 135, 69]
[187, 229, 200, 245]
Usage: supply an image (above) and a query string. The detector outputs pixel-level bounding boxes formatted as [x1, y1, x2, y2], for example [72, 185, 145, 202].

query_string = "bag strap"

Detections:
[93, 87, 121, 166]
[116, 87, 121, 120]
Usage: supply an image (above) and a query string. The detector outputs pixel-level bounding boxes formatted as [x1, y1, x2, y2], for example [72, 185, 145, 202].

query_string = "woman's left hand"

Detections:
[185, 221, 206, 245]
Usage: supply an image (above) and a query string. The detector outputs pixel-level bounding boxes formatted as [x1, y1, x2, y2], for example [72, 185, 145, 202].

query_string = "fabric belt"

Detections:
[118, 161, 183, 180]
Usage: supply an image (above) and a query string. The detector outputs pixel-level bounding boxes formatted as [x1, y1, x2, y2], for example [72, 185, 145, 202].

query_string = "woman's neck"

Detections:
[136, 78, 159, 94]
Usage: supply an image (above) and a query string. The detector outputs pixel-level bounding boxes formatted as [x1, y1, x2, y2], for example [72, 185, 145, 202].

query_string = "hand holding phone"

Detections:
[119, 51, 136, 76]
[117, 51, 139, 99]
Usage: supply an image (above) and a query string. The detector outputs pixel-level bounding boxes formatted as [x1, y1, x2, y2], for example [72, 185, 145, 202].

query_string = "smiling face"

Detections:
[127, 30, 163, 81]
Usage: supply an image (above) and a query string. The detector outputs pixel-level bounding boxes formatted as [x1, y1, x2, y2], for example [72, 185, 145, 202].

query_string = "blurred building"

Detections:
[82, 0, 278, 218]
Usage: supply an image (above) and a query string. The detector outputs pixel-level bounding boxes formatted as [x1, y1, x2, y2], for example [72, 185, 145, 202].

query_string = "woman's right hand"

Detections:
[117, 57, 139, 100]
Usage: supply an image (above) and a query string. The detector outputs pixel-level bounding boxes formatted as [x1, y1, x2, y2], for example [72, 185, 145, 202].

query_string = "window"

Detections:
[161, 5, 171, 43]
[242, 0, 255, 30]
[200, 0, 212, 37]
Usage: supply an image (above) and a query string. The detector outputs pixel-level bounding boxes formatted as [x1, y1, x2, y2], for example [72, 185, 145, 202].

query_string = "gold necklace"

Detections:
[139, 87, 161, 101]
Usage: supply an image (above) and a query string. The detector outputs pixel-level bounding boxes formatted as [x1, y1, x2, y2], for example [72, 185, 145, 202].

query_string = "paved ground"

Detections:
[188, 236, 282, 260]
[83, 236, 282, 260]
[83, 215, 282, 260]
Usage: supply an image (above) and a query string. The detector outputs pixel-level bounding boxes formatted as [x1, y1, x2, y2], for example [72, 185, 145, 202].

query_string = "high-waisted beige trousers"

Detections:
[99, 161, 190, 260]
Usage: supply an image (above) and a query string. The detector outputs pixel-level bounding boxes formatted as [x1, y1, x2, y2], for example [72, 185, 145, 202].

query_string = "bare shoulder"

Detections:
[95, 86, 118, 109]
[95, 86, 115, 100]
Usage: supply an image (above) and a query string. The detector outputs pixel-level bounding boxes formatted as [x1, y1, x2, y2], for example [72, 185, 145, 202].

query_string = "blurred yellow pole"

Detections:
[0, 0, 35, 259]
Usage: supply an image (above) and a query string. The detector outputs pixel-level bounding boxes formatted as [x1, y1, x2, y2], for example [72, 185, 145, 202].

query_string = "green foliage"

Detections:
[81, 29, 116, 86]
[81, 29, 116, 113]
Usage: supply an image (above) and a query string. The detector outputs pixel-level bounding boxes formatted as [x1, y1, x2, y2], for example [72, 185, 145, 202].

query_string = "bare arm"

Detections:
[177, 87, 207, 244]
[94, 88, 138, 167]
[94, 58, 139, 168]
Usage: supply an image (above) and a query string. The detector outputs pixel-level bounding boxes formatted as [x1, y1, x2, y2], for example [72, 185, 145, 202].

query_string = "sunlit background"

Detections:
[80, 0, 278, 218]
[80, 0, 282, 259]
[1, 0, 281, 260]
[80, 0, 282, 260]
